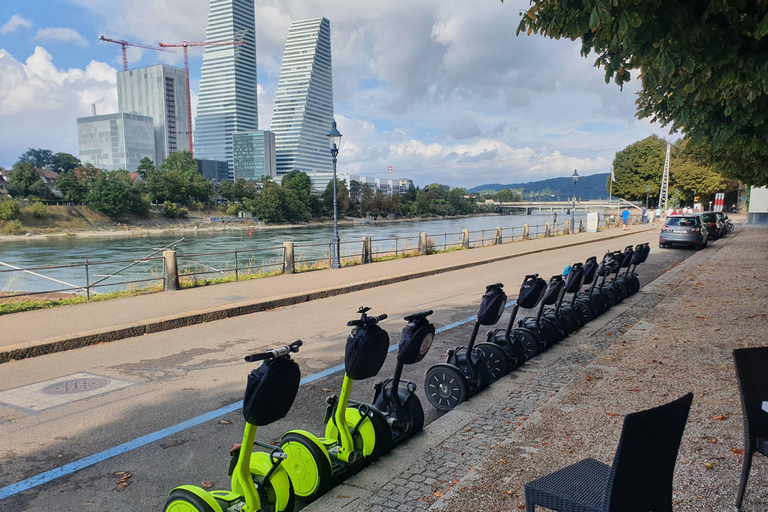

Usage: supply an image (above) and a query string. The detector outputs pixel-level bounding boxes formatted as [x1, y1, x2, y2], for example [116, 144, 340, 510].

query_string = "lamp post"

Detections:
[327, 121, 342, 269]
[571, 169, 579, 234]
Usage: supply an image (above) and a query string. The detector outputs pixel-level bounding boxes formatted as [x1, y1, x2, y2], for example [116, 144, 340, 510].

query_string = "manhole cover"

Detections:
[41, 377, 111, 395]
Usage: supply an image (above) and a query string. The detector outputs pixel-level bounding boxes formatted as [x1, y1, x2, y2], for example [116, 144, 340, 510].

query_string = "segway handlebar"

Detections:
[244, 340, 302, 362]
[346, 313, 387, 327]
[404, 310, 433, 322]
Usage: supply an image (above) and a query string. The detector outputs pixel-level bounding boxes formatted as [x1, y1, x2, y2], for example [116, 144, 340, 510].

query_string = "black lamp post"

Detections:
[571, 169, 579, 233]
[327, 121, 342, 269]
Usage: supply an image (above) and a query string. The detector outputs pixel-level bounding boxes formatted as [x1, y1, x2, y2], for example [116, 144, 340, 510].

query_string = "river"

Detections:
[0, 212, 589, 296]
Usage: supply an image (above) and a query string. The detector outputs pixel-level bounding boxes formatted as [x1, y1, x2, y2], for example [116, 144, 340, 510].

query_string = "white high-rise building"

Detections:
[117, 64, 188, 166]
[271, 18, 334, 177]
[194, 0, 258, 179]
[77, 113, 155, 172]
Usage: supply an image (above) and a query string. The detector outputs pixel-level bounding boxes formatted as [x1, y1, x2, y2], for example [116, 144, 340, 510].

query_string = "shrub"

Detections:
[162, 201, 179, 218]
[3, 219, 23, 234]
[226, 205, 241, 216]
[30, 202, 48, 218]
[178, 207, 189, 218]
[0, 201, 21, 221]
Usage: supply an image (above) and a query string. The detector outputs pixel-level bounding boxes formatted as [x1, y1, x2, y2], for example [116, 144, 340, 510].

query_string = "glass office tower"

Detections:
[271, 18, 334, 177]
[194, 0, 259, 179]
[233, 131, 276, 180]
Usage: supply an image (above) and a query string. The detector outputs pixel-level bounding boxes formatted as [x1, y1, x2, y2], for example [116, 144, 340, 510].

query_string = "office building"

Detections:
[305, 173, 413, 196]
[233, 131, 276, 180]
[196, 159, 230, 183]
[117, 64, 189, 166]
[77, 113, 155, 172]
[271, 18, 334, 176]
[194, 0, 259, 178]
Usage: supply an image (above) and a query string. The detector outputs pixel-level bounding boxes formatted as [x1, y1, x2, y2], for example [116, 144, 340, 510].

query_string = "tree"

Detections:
[136, 157, 156, 180]
[7, 162, 49, 198]
[448, 187, 475, 215]
[516, 1, 768, 185]
[51, 153, 80, 174]
[148, 151, 212, 204]
[494, 188, 519, 202]
[55, 166, 100, 202]
[218, 179, 258, 203]
[282, 170, 312, 207]
[610, 135, 667, 201]
[322, 179, 350, 215]
[258, 181, 286, 223]
[671, 138, 737, 202]
[18, 148, 54, 169]
[359, 184, 375, 214]
[85, 171, 148, 219]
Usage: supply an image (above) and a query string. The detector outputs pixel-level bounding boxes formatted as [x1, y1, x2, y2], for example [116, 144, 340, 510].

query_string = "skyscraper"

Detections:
[271, 18, 334, 177]
[117, 64, 188, 166]
[233, 131, 276, 180]
[77, 113, 155, 172]
[194, 0, 258, 178]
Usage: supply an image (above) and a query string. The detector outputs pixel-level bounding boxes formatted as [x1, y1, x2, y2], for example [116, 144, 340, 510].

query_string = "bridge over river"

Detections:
[493, 199, 638, 215]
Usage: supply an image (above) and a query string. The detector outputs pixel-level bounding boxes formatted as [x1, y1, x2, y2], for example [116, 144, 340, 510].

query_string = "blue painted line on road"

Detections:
[1, 303, 516, 500]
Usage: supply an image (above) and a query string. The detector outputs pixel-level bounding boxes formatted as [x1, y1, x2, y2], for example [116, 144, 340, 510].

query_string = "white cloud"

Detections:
[0, 47, 117, 166]
[34, 27, 90, 47]
[0, 14, 32, 35]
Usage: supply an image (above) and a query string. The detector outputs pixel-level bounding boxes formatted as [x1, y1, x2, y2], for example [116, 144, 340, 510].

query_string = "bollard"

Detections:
[496, 226, 502, 245]
[462, 229, 470, 249]
[564, 221, 571, 235]
[419, 232, 428, 255]
[545, 222, 551, 237]
[283, 241, 295, 274]
[163, 250, 180, 291]
[362, 236, 372, 264]
[523, 224, 529, 240]
[579, 219, 584, 233]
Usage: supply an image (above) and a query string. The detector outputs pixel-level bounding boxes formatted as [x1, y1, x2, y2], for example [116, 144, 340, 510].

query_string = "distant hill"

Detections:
[468, 173, 611, 200]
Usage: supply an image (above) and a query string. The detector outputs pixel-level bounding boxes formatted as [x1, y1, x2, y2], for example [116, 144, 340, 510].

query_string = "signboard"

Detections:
[388, 166, 393, 173]
[714, 192, 725, 212]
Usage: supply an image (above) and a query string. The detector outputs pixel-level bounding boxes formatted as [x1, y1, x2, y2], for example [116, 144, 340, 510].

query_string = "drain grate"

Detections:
[41, 377, 111, 395]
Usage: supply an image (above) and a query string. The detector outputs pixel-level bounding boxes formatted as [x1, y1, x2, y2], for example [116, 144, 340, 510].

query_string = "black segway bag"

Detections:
[620, 246, 634, 268]
[476, 284, 507, 325]
[345, 324, 390, 380]
[582, 257, 598, 285]
[397, 316, 435, 365]
[542, 276, 565, 306]
[243, 356, 301, 426]
[564, 263, 584, 294]
[518, 275, 547, 309]
[632, 243, 650, 264]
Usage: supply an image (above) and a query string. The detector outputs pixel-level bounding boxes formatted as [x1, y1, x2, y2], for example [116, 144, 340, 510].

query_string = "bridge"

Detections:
[491, 199, 641, 215]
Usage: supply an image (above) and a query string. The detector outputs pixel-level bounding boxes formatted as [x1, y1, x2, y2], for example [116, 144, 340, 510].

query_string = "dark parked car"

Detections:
[699, 212, 725, 239]
[660, 215, 708, 250]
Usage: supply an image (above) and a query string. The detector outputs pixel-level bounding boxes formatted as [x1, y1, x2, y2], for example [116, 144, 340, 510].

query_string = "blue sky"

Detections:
[0, 0, 677, 188]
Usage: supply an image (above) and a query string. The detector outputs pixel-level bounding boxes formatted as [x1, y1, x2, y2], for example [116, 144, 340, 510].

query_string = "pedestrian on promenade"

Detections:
[649, 208, 655, 224]
[641, 208, 648, 224]
[621, 207, 630, 230]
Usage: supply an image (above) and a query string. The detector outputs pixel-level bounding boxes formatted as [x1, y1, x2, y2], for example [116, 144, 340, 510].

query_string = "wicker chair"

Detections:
[733, 347, 768, 512]
[524, 393, 693, 512]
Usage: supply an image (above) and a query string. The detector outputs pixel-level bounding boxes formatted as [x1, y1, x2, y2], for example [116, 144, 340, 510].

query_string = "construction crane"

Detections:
[98, 35, 175, 72]
[158, 39, 246, 157]
[659, 141, 671, 218]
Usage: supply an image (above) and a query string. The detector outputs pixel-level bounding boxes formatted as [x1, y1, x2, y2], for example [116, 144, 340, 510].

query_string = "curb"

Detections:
[0, 227, 656, 364]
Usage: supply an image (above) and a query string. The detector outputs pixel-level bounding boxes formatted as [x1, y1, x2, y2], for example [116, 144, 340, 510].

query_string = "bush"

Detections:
[0, 201, 20, 221]
[178, 207, 189, 218]
[226, 205, 241, 216]
[3, 219, 23, 234]
[162, 201, 179, 218]
[30, 202, 48, 218]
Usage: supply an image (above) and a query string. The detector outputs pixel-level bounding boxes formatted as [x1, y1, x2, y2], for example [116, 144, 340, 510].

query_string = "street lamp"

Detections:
[327, 121, 342, 269]
[571, 169, 579, 234]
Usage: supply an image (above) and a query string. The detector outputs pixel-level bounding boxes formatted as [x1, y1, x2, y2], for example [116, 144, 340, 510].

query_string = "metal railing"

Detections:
[371, 236, 421, 259]
[176, 246, 284, 282]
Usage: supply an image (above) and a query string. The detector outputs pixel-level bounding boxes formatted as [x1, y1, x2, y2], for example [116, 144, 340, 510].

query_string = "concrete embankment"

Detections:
[0, 226, 656, 363]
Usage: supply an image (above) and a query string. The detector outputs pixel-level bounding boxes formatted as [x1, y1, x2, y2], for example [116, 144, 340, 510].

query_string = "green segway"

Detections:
[164, 340, 302, 512]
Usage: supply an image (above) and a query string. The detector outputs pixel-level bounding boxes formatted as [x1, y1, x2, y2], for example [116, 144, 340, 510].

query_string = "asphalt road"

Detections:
[0, 227, 703, 511]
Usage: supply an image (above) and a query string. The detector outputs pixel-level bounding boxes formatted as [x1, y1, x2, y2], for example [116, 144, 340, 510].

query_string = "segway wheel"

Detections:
[474, 342, 509, 383]
[405, 393, 425, 433]
[165, 489, 216, 512]
[254, 475, 295, 512]
[514, 330, 540, 361]
[280, 433, 332, 502]
[425, 365, 467, 411]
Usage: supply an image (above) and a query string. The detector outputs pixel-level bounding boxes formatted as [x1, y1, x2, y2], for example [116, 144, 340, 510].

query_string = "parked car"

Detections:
[660, 215, 708, 250]
[698, 212, 725, 239]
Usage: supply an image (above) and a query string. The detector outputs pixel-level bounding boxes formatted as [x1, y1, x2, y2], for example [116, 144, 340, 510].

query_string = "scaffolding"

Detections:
[659, 141, 671, 218]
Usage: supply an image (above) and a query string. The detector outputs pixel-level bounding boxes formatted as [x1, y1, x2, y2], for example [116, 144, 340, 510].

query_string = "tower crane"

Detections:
[98, 35, 175, 72]
[158, 40, 246, 157]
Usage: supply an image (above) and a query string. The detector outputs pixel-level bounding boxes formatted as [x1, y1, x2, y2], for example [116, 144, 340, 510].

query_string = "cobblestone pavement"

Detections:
[304, 226, 768, 512]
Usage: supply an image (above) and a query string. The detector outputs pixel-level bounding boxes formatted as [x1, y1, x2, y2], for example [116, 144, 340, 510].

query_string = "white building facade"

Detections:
[117, 64, 189, 166]
[306, 172, 413, 196]
[271, 18, 334, 177]
[77, 113, 155, 172]
[194, 0, 259, 178]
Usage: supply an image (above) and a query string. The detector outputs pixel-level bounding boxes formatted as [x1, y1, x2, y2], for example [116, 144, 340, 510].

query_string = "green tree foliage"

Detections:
[54, 166, 100, 202]
[218, 179, 258, 203]
[51, 153, 80, 174]
[258, 181, 286, 223]
[322, 179, 350, 216]
[282, 170, 312, 205]
[147, 151, 212, 205]
[30, 202, 48, 218]
[18, 148, 54, 169]
[7, 162, 51, 198]
[494, 188, 520, 202]
[86, 171, 148, 219]
[0, 201, 21, 221]
[136, 157, 156, 180]
[516, 1, 768, 185]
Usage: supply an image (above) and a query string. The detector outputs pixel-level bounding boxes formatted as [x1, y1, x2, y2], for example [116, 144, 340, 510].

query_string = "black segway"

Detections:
[425, 284, 507, 411]
[559, 262, 593, 328]
[622, 242, 649, 294]
[542, 275, 577, 338]
[605, 249, 630, 302]
[372, 310, 435, 446]
[520, 275, 567, 350]
[576, 256, 607, 316]
[596, 252, 621, 308]
[486, 274, 548, 364]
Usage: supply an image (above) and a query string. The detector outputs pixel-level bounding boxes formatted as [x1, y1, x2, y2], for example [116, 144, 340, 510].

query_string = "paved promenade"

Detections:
[302, 225, 768, 512]
[1, 225, 655, 362]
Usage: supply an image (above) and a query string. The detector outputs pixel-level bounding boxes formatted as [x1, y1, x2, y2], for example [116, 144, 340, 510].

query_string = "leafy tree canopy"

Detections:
[218, 179, 258, 203]
[7, 162, 52, 199]
[517, 1, 768, 185]
[18, 148, 55, 169]
[51, 152, 80, 174]
[148, 151, 212, 205]
[136, 157, 156, 179]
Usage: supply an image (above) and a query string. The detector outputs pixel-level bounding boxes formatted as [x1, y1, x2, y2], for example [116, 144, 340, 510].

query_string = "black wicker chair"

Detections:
[524, 393, 693, 512]
[733, 347, 768, 511]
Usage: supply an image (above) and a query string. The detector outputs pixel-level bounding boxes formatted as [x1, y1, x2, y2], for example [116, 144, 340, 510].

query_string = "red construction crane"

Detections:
[98, 35, 175, 72]
[158, 40, 246, 157]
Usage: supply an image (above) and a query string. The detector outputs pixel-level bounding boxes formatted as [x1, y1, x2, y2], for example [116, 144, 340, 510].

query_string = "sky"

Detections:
[0, 0, 678, 189]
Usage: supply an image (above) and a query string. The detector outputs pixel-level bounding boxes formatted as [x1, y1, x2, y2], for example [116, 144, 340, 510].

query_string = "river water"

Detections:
[0, 212, 589, 295]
